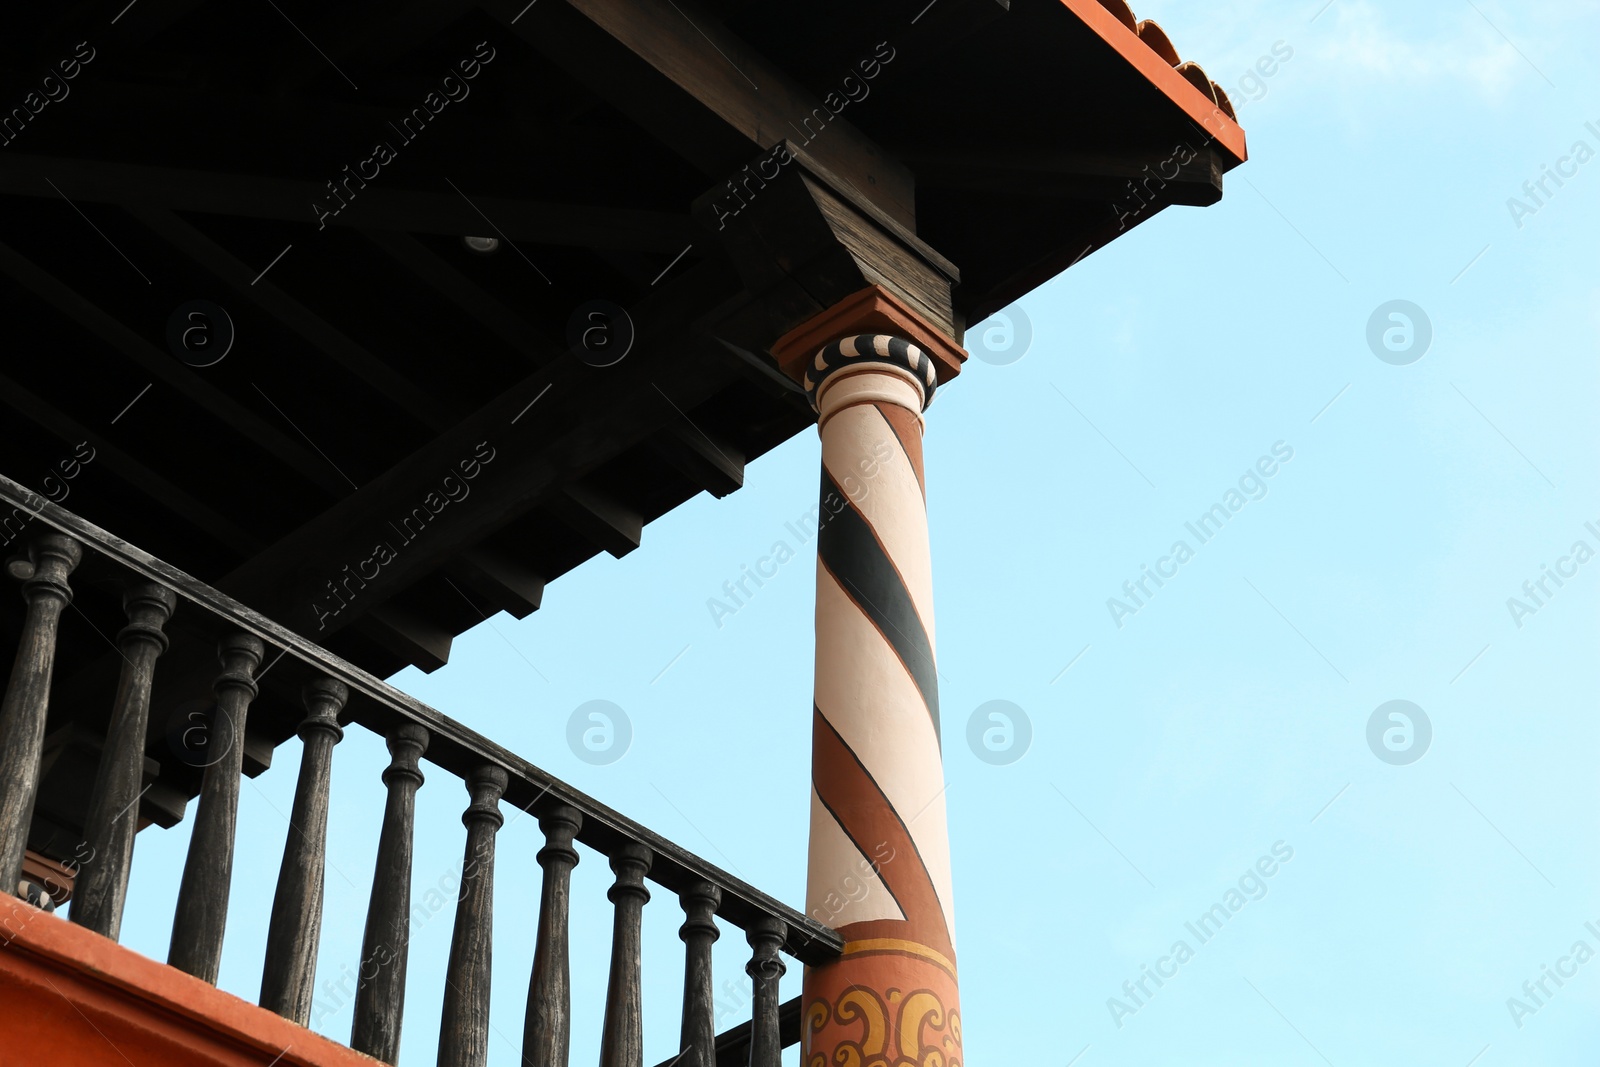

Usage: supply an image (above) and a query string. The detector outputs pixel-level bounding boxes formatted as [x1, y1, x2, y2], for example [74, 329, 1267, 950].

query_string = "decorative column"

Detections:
[772, 288, 966, 1067]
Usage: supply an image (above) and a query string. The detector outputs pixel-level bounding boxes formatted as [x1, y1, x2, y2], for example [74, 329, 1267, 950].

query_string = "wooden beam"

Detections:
[447, 546, 545, 620]
[492, 0, 747, 180]
[0, 371, 262, 555]
[785, 142, 960, 281]
[718, 0, 1009, 92]
[962, 201, 1173, 325]
[894, 146, 1225, 206]
[549, 481, 643, 559]
[710, 335, 809, 401]
[882, 0, 1011, 73]
[360, 229, 545, 362]
[112, 0, 216, 48]
[131, 208, 459, 431]
[212, 259, 743, 641]
[362, 604, 454, 674]
[501, 0, 917, 226]
[0, 153, 698, 251]
[273, 0, 479, 91]
[699, 140, 959, 338]
[0, 238, 350, 499]
[39, 80, 649, 184]
[652, 422, 744, 498]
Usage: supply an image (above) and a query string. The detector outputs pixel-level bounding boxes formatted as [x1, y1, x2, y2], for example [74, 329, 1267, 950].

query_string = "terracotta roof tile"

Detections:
[1098, 5, 1240, 129]
[1076, 0, 1247, 163]
[1175, 60, 1217, 103]
[1135, 19, 1180, 65]
[1211, 82, 1237, 120]
[1095, 0, 1138, 32]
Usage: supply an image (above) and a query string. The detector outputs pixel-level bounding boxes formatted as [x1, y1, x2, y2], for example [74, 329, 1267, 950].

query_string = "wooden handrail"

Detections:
[0, 472, 841, 966]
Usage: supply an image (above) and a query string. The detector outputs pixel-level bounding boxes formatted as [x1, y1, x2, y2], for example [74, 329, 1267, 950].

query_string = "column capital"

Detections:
[769, 284, 967, 394]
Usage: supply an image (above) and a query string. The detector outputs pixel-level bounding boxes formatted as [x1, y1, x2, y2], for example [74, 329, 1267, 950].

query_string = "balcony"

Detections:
[0, 470, 838, 1066]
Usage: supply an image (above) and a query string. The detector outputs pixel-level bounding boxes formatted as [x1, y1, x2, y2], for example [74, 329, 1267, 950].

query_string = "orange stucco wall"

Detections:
[0, 898, 379, 1067]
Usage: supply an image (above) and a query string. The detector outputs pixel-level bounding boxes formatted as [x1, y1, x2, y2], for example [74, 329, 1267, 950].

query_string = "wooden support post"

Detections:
[437, 763, 508, 1067]
[260, 677, 347, 1024]
[170, 632, 264, 982]
[350, 722, 430, 1063]
[0, 533, 81, 896]
[677, 881, 721, 1067]
[71, 582, 177, 939]
[745, 916, 786, 1067]
[523, 804, 581, 1067]
[599, 842, 651, 1067]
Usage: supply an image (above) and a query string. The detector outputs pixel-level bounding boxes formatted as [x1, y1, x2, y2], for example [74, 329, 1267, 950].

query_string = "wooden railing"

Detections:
[0, 472, 840, 1066]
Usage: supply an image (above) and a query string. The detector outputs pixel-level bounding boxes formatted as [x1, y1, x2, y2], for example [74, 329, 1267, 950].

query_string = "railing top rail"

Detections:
[0, 473, 842, 965]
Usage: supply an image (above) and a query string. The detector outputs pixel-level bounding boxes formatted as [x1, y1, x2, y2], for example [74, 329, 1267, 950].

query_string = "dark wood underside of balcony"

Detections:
[0, 0, 1243, 828]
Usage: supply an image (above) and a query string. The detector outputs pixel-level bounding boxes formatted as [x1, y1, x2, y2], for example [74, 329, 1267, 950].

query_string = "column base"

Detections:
[803, 943, 962, 1067]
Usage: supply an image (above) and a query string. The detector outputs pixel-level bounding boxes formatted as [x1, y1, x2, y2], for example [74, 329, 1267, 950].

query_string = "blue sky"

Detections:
[117, 1, 1600, 1063]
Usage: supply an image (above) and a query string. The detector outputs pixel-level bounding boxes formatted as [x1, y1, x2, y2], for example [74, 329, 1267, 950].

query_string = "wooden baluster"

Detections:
[677, 882, 721, 1067]
[438, 764, 508, 1067]
[599, 842, 652, 1067]
[71, 582, 177, 938]
[350, 723, 429, 1063]
[170, 633, 265, 981]
[260, 677, 347, 1024]
[522, 803, 581, 1067]
[745, 916, 786, 1067]
[0, 534, 81, 895]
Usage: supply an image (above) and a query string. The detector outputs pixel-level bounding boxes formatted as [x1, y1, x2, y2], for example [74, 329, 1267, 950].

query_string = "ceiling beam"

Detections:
[37, 80, 649, 178]
[0, 371, 262, 555]
[550, 481, 643, 559]
[131, 208, 459, 430]
[0, 152, 699, 251]
[360, 229, 545, 362]
[273, 0, 480, 92]
[500, 0, 917, 226]
[447, 546, 545, 620]
[653, 421, 744, 498]
[362, 603, 453, 674]
[702, 141, 959, 338]
[112, 0, 218, 49]
[964, 200, 1176, 325]
[0, 237, 351, 498]
[896, 145, 1225, 206]
[212, 258, 745, 642]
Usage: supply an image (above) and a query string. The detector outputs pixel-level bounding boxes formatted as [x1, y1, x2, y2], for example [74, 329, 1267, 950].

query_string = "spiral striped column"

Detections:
[800, 335, 961, 1067]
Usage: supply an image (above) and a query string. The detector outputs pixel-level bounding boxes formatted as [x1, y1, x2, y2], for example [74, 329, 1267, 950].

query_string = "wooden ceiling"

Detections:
[0, 0, 1245, 779]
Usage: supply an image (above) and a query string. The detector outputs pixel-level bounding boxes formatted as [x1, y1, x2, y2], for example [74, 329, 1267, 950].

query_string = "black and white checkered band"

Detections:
[803, 335, 938, 412]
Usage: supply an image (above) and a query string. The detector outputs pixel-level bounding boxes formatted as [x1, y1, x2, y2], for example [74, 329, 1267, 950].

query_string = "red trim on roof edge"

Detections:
[1063, 0, 1249, 165]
